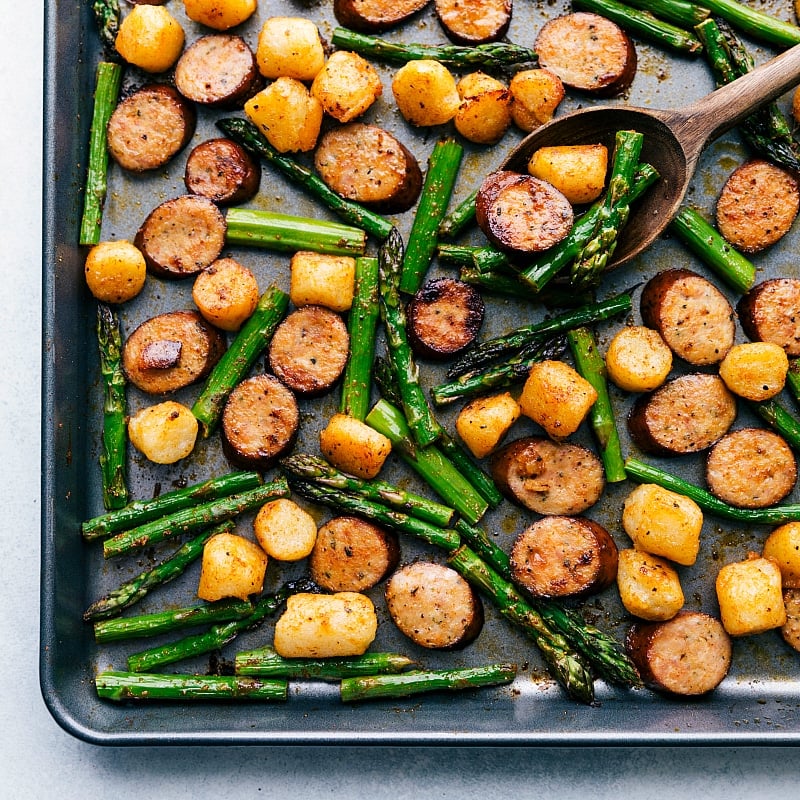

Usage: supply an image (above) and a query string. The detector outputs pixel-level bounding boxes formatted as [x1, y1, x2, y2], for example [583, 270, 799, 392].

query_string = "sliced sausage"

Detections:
[385, 561, 484, 650]
[475, 170, 574, 254]
[510, 516, 618, 599]
[122, 310, 226, 395]
[781, 589, 800, 653]
[407, 278, 485, 360]
[627, 373, 737, 456]
[626, 610, 732, 696]
[135, 195, 227, 278]
[490, 436, 605, 516]
[314, 123, 423, 214]
[705, 428, 797, 509]
[535, 12, 637, 97]
[640, 268, 735, 366]
[716, 159, 800, 253]
[221, 374, 300, 470]
[309, 516, 400, 592]
[737, 278, 800, 356]
[184, 138, 261, 206]
[175, 34, 263, 107]
[268, 306, 350, 395]
[434, 0, 512, 45]
[106, 84, 196, 172]
[333, 0, 431, 33]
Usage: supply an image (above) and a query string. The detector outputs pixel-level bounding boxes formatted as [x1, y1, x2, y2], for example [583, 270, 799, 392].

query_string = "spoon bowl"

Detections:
[501, 42, 800, 269]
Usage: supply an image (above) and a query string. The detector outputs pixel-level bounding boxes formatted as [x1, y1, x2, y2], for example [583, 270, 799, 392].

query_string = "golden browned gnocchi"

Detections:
[183, 0, 258, 31]
[319, 414, 392, 480]
[718, 341, 789, 401]
[84, 240, 147, 304]
[453, 72, 512, 145]
[127, 401, 198, 465]
[256, 16, 325, 81]
[253, 498, 318, 561]
[455, 392, 520, 458]
[197, 531, 268, 602]
[527, 144, 608, 205]
[604, 325, 673, 392]
[391, 60, 460, 127]
[310, 50, 383, 123]
[716, 554, 786, 636]
[763, 522, 800, 588]
[616, 549, 684, 621]
[508, 68, 565, 132]
[192, 258, 260, 332]
[115, 5, 185, 73]
[289, 251, 356, 312]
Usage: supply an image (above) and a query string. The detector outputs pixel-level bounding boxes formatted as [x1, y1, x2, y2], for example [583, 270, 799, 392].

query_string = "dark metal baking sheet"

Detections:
[42, 0, 800, 744]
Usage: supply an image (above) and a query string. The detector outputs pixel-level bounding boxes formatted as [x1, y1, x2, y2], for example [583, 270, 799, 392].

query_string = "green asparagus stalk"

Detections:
[96, 304, 128, 510]
[96, 671, 288, 702]
[669, 206, 755, 294]
[573, 0, 703, 53]
[331, 27, 539, 73]
[624, 0, 710, 27]
[438, 188, 478, 239]
[225, 208, 367, 256]
[84, 522, 236, 622]
[191, 286, 289, 438]
[365, 398, 489, 524]
[696, 0, 800, 48]
[751, 398, 800, 452]
[80, 62, 123, 245]
[570, 130, 644, 291]
[437, 243, 513, 274]
[400, 138, 464, 294]
[235, 646, 416, 679]
[447, 545, 595, 704]
[340, 256, 380, 420]
[103, 477, 291, 559]
[567, 327, 626, 483]
[458, 265, 540, 301]
[82, 471, 262, 541]
[94, 598, 254, 643]
[287, 479, 461, 551]
[787, 360, 800, 407]
[91, 0, 121, 59]
[126, 578, 316, 672]
[625, 457, 800, 524]
[446, 292, 633, 379]
[340, 664, 517, 702]
[379, 228, 443, 447]
[280, 452, 456, 527]
[217, 118, 393, 241]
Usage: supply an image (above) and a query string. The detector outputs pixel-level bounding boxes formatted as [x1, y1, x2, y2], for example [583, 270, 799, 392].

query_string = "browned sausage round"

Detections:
[268, 306, 350, 395]
[407, 278, 485, 360]
[309, 516, 400, 592]
[184, 138, 261, 206]
[626, 610, 732, 696]
[781, 589, 800, 653]
[314, 123, 423, 213]
[705, 428, 797, 508]
[510, 516, 618, 599]
[175, 34, 263, 107]
[333, 0, 431, 32]
[122, 310, 226, 395]
[476, 170, 574, 254]
[385, 561, 484, 649]
[490, 436, 605, 515]
[640, 268, 735, 365]
[434, 0, 511, 45]
[135, 195, 227, 278]
[535, 12, 637, 97]
[106, 84, 196, 172]
[221, 374, 300, 469]
[737, 278, 800, 356]
[627, 373, 737, 456]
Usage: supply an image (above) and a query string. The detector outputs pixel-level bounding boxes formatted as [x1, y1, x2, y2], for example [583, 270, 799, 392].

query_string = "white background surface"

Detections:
[3, 4, 797, 797]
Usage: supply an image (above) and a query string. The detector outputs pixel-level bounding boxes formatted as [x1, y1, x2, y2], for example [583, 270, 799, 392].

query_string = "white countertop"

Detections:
[3, 4, 797, 796]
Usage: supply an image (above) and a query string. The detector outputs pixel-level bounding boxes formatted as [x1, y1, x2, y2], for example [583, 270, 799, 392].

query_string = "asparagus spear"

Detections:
[574, 0, 703, 53]
[103, 477, 291, 559]
[570, 130, 644, 291]
[399, 138, 464, 294]
[458, 265, 541, 301]
[437, 243, 513, 275]
[787, 360, 800, 407]
[331, 27, 539, 73]
[287, 479, 461, 551]
[280, 452, 456, 527]
[379, 228, 443, 447]
[91, 0, 121, 59]
[751, 398, 800, 452]
[82, 471, 262, 541]
[697, 0, 800, 48]
[127, 579, 317, 672]
[79, 62, 123, 245]
[340, 256, 380, 421]
[447, 545, 595, 704]
[96, 672, 288, 702]
[96, 304, 128, 510]
[567, 327, 626, 483]
[624, 0, 710, 28]
[84, 522, 236, 622]
[235, 646, 416, 679]
[669, 206, 755, 294]
[191, 286, 289, 438]
[340, 664, 517, 702]
[217, 118, 393, 241]
[94, 598, 254, 643]
[438, 188, 478, 239]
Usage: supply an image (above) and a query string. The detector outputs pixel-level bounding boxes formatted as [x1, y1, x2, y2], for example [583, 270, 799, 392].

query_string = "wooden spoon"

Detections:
[501, 42, 800, 269]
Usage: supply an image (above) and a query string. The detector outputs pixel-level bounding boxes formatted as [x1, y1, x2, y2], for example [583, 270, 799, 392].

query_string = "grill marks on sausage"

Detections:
[434, 0, 512, 45]
[738, 278, 800, 356]
[184, 138, 261, 205]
